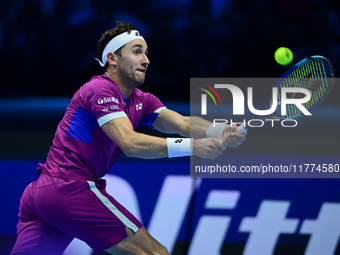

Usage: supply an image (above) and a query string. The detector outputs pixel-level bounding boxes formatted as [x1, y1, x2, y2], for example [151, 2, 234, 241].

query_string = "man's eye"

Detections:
[134, 50, 139, 55]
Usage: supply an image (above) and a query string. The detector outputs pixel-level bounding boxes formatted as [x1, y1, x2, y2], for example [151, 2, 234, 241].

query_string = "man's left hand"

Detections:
[221, 124, 247, 148]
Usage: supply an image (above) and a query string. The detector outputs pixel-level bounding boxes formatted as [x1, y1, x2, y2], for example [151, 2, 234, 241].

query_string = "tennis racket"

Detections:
[237, 55, 335, 133]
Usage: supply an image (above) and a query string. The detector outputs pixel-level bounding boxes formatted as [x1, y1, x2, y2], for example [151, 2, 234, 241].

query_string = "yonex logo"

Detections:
[136, 103, 143, 110]
[175, 139, 183, 143]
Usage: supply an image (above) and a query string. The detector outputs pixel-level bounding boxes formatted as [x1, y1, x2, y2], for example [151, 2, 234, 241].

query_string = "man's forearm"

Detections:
[180, 116, 212, 139]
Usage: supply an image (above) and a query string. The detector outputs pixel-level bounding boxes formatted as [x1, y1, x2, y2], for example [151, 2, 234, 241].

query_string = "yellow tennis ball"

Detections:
[274, 47, 293, 66]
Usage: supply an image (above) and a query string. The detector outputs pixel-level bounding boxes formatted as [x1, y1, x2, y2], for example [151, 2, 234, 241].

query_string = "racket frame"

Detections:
[237, 56, 335, 134]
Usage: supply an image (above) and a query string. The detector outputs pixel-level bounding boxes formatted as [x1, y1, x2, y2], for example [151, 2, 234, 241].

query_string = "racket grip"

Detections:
[237, 124, 247, 134]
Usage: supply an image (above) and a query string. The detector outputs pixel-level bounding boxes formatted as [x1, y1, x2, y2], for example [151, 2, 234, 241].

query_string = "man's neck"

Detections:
[105, 71, 135, 100]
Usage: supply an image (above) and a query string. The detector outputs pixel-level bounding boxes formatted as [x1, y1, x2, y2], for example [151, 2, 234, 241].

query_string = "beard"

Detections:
[120, 66, 146, 87]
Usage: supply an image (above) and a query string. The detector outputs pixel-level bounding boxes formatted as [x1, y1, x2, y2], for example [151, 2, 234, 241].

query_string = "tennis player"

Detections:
[11, 21, 246, 255]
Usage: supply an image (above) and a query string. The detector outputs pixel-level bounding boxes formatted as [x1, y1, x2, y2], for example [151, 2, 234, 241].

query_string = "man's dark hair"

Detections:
[97, 21, 136, 70]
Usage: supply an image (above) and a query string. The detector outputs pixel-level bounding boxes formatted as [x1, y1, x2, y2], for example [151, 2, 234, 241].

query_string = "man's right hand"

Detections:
[193, 138, 227, 159]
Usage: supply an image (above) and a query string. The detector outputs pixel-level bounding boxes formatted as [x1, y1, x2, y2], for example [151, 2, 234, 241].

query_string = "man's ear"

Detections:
[107, 52, 117, 66]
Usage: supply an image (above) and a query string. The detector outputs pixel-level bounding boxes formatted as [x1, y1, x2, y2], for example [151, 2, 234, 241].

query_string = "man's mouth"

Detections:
[137, 69, 146, 73]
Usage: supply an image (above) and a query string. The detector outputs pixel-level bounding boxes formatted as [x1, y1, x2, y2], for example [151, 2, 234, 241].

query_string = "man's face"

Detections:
[115, 39, 150, 87]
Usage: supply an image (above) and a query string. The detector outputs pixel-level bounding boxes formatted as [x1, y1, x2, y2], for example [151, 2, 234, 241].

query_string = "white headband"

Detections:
[95, 30, 145, 67]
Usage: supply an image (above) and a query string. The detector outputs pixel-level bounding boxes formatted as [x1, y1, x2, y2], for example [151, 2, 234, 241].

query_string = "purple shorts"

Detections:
[11, 172, 143, 255]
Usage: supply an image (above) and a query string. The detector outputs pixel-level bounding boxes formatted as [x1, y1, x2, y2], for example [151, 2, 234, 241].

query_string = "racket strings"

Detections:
[277, 58, 331, 118]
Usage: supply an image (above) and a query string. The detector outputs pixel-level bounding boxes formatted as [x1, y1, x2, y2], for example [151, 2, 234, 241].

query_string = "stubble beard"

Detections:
[130, 67, 145, 87]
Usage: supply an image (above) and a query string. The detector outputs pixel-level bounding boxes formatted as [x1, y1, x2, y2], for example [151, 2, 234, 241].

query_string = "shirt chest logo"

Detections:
[136, 103, 143, 111]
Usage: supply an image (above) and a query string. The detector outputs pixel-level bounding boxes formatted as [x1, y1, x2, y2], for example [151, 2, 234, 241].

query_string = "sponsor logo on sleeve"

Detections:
[98, 97, 119, 105]
[110, 105, 119, 110]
